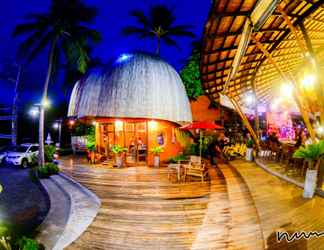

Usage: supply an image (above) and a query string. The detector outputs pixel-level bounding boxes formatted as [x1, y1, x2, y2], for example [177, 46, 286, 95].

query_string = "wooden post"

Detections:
[252, 78, 260, 139]
[251, 35, 316, 141]
[226, 95, 260, 149]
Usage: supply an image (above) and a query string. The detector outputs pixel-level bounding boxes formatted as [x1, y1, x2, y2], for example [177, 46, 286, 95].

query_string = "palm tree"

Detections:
[13, 0, 101, 167]
[122, 4, 195, 55]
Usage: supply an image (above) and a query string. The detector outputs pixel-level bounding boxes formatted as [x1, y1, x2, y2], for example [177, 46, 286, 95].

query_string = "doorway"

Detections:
[100, 121, 148, 164]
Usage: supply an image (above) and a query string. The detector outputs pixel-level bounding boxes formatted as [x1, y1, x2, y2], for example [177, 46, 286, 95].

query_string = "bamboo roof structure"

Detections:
[201, 0, 324, 106]
[68, 53, 192, 123]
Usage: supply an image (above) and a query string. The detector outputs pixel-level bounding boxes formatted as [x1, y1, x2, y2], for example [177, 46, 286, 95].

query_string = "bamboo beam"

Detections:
[251, 35, 316, 141]
[252, 76, 260, 139]
[279, 6, 324, 126]
[277, 5, 308, 53]
[226, 95, 260, 149]
[299, 21, 324, 126]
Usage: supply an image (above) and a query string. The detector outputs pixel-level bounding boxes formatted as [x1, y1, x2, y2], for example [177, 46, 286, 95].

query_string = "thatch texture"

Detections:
[201, 0, 324, 105]
[68, 53, 192, 123]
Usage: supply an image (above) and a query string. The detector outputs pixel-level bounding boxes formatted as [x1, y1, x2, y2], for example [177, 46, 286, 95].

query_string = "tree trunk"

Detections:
[38, 40, 56, 167]
[156, 36, 161, 55]
[11, 65, 22, 146]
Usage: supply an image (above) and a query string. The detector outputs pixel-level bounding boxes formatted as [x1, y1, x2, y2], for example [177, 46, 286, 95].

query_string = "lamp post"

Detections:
[53, 119, 63, 148]
[29, 106, 40, 142]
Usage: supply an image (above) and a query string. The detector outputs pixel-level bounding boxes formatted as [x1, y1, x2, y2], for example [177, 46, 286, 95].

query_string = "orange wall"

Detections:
[147, 120, 182, 164]
[190, 95, 220, 122]
[94, 118, 183, 165]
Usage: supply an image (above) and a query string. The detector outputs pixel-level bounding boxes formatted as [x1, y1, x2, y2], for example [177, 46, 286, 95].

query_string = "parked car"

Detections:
[0, 145, 14, 165]
[5, 143, 39, 168]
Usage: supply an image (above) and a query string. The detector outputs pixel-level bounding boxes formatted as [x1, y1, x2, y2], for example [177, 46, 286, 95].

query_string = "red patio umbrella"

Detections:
[180, 121, 223, 130]
[180, 121, 223, 159]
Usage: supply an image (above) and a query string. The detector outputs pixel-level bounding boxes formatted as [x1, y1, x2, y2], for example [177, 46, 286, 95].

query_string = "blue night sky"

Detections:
[0, 0, 211, 108]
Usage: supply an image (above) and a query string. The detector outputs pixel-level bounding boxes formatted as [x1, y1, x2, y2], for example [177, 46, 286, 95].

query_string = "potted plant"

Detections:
[111, 145, 128, 167]
[245, 139, 254, 161]
[86, 140, 96, 164]
[293, 141, 324, 198]
[151, 146, 164, 167]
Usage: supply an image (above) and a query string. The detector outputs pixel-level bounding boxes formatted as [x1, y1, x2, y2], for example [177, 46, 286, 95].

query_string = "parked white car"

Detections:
[6, 143, 39, 168]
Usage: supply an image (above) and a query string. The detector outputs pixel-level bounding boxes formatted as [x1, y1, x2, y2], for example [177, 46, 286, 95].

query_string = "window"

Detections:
[29, 146, 39, 152]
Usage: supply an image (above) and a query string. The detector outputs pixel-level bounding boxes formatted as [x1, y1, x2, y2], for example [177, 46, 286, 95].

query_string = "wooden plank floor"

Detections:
[231, 160, 324, 250]
[218, 164, 264, 250]
[60, 158, 231, 250]
[60, 157, 324, 249]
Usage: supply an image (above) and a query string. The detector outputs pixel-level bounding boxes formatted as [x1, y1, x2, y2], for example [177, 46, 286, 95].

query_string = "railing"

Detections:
[0, 134, 12, 139]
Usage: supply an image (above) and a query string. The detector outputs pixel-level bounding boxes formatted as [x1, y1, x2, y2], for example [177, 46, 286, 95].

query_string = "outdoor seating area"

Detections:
[3, 0, 324, 249]
[167, 155, 209, 183]
[258, 140, 324, 191]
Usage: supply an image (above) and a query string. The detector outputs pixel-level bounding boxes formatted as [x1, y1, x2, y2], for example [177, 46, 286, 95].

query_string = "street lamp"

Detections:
[53, 119, 63, 148]
[29, 107, 39, 118]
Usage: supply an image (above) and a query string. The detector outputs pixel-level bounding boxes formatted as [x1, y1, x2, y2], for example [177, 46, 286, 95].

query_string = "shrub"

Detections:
[150, 146, 164, 156]
[246, 139, 254, 148]
[37, 163, 60, 178]
[111, 145, 128, 155]
[16, 236, 40, 250]
[184, 143, 198, 156]
[167, 154, 187, 163]
[44, 145, 56, 162]
[86, 126, 96, 151]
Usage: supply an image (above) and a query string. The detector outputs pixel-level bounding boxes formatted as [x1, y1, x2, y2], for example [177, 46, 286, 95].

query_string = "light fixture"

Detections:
[270, 98, 281, 110]
[29, 107, 39, 117]
[316, 125, 324, 135]
[280, 83, 293, 99]
[244, 91, 256, 107]
[69, 119, 75, 126]
[148, 120, 158, 131]
[42, 98, 51, 108]
[116, 53, 133, 63]
[53, 122, 59, 129]
[114, 120, 123, 131]
[92, 121, 97, 126]
[301, 74, 316, 89]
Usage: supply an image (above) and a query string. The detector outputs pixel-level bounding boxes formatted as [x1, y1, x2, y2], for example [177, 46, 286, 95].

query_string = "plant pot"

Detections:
[153, 155, 160, 167]
[90, 151, 95, 164]
[116, 155, 123, 167]
[303, 169, 317, 198]
[246, 148, 253, 161]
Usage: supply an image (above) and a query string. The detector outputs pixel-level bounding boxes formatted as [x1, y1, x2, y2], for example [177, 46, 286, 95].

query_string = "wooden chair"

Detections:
[183, 161, 208, 183]
[167, 163, 182, 182]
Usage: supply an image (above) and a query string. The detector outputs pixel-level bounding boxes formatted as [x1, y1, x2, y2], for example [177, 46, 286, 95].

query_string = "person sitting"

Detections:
[268, 132, 280, 146]
[295, 131, 303, 148]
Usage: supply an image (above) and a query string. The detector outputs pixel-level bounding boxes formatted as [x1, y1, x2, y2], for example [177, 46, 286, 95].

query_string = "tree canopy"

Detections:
[180, 49, 203, 100]
[122, 4, 195, 55]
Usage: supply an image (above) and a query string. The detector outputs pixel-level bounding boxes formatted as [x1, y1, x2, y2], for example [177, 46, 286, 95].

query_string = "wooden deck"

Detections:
[59, 157, 324, 250]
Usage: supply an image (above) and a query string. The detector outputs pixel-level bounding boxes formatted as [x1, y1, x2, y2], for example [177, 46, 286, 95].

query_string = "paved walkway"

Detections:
[0, 166, 49, 234]
[60, 156, 324, 249]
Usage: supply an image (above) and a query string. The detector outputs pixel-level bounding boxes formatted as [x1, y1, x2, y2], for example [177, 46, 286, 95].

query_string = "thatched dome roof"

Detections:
[68, 53, 192, 123]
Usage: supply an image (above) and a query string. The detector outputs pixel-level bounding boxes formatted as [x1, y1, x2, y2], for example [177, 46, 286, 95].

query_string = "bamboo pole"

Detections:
[251, 35, 316, 141]
[299, 22, 324, 125]
[226, 95, 260, 149]
[277, 5, 307, 52]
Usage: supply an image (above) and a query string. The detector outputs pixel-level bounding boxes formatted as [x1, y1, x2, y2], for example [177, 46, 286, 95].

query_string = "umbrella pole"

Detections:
[199, 131, 202, 161]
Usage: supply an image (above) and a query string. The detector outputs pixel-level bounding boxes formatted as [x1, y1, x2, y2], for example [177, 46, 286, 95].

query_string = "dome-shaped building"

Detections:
[68, 53, 192, 165]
